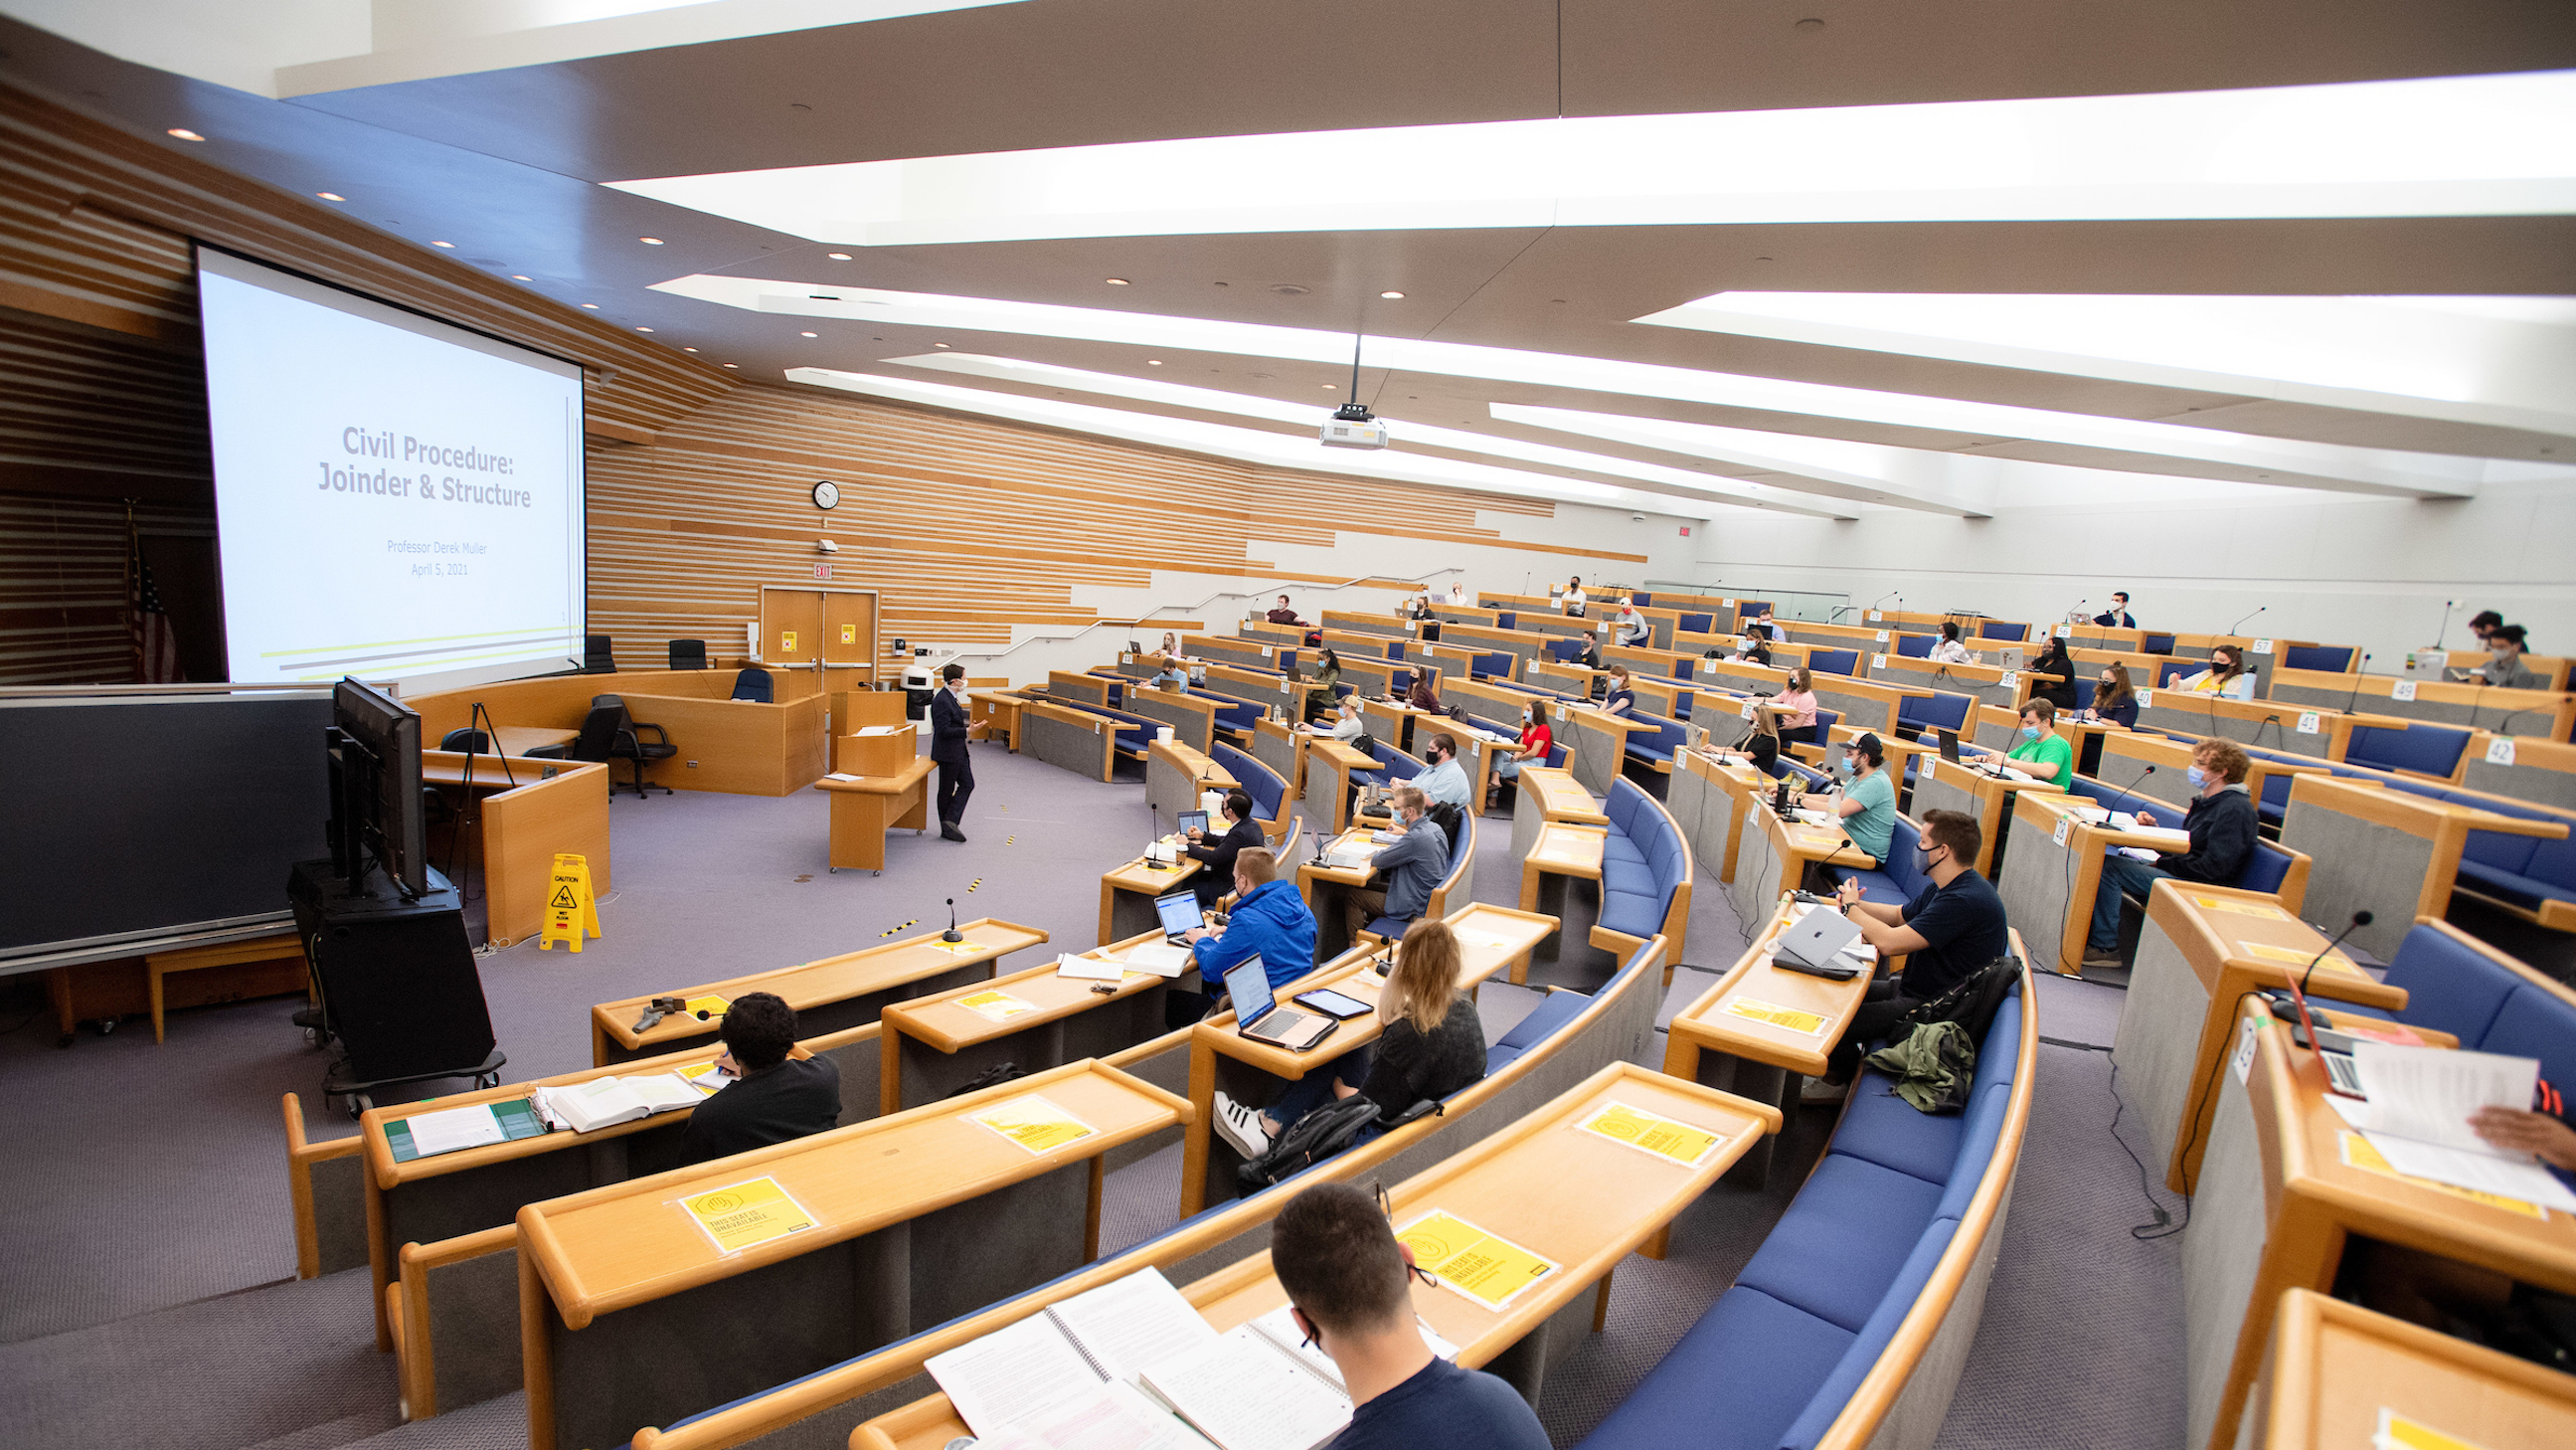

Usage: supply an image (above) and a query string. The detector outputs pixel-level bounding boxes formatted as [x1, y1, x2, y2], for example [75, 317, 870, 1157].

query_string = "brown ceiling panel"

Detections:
[1561, 1, 2576, 118]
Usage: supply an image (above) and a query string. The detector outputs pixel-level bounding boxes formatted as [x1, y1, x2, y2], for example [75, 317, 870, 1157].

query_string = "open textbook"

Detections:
[926, 1266, 1455, 1450]
[2342, 1042, 2576, 1212]
[531, 1071, 707, 1134]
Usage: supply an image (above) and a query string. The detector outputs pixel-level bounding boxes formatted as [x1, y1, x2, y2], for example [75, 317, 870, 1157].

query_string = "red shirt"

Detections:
[1520, 720, 1553, 757]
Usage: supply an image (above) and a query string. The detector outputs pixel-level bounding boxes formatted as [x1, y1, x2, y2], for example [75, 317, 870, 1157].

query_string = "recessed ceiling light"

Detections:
[637, 326, 655, 332]
[1321, 384, 1336, 390]
[683, 346, 698, 352]
[934, 342, 950, 348]
[1380, 290, 1405, 299]
[826, 253, 852, 261]
[639, 237, 665, 245]
[166, 128, 205, 141]
[511, 273, 531, 280]
[800, 330, 818, 337]
[722, 362, 739, 368]
[581, 302, 600, 309]
[1145, 359, 1162, 366]
[1106, 277, 1130, 285]
[315, 191, 344, 201]
[431, 240, 455, 248]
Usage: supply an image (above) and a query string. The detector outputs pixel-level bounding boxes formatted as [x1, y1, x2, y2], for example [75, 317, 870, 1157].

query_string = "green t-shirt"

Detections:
[2007, 731, 2074, 785]
[1843, 766, 1897, 861]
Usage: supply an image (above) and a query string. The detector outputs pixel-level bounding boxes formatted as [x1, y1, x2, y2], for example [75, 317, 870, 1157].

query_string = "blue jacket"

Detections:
[1190, 879, 1317, 992]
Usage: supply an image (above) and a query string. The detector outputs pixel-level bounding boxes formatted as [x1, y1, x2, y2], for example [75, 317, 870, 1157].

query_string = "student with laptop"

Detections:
[1600, 663, 1639, 718]
[1562, 575, 1588, 618]
[1343, 785, 1449, 945]
[2081, 737, 2258, 970]
[1181, 790, 1268, 909]
[1404, 665, 1444, 714]
[1996, 699, 2075, 786]
[1803, 810, 2009, 1103]
[2093, 592, 2138, 629]
[1302, 647, 1345, 722]
[2475, 624, 2543, 688]
[678, 993, 842, 1167]
[1212, 922, 1490, 1164]
[1611, 599, 1649, 646]
[1301, 696, 1366, 743]
[1803, 732, 1895, 867]
[1170, 849, 1320, 1025]
[1413, 733, 1471, 809]
[1267, 594, 1308, 628]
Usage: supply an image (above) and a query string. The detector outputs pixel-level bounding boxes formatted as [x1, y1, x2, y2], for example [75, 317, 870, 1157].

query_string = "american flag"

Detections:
[128, 524, 183, 683]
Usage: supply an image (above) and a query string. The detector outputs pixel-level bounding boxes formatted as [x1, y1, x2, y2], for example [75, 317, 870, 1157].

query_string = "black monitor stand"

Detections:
[287, 859, 502, 1116]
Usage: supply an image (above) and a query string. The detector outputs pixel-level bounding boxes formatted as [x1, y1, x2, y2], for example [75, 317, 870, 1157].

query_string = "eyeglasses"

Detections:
[1374, 1181, 1440, 1289]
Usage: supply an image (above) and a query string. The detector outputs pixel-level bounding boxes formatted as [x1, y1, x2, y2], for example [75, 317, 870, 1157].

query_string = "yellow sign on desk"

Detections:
[2338, 1131, 2546, 1221]
[956, 990, 1038, 1022]
[1395, 1210, 1559, 1312]
[967, 1094, 1098, 1156]
[2193, 895, 2289, 921]
[682, 1176, 818, 1255]
[2239, 940, 2358, 975]
[1578, 1101, 1723, 1168]
[1723, 997, 1828, 1036]
[2375, 1407, 2495, 1450]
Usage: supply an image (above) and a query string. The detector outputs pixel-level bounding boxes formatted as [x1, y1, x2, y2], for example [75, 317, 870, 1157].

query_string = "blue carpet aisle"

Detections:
[0, 742, 2185, 1449]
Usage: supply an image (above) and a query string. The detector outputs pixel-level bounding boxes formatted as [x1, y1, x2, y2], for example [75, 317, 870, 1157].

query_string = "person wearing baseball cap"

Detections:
[1803, 730, 1895, 866]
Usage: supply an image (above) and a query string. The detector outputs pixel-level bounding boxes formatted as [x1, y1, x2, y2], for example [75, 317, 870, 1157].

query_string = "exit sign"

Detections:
[813, 562, 832, 580]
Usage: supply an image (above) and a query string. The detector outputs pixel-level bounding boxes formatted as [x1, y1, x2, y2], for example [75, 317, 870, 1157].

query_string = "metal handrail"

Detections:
[950, 568, 1464, 665]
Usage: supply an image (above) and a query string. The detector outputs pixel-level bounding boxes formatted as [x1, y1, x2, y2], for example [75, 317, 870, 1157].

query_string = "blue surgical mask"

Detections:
[2020, 724, 2041, 741]
[2186, 765, 2208, 789]
[1837, 755, 1856, 778]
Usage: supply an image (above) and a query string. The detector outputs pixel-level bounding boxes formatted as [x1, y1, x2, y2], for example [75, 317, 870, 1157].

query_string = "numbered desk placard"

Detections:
[1394, 1210, 1560, 1313]
[2487, 737, 2517, 767]
[681, 1176, 819, 1255]
[2297, 711, 2321, 735]
[2392, 679, 2419, 702]
[967, 1093, 1099, 1156]
[1578, 1101, 1724, 1168]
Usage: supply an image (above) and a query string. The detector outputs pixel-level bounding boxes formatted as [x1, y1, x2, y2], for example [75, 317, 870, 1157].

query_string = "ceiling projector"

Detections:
[1320, 402, 1389, 450]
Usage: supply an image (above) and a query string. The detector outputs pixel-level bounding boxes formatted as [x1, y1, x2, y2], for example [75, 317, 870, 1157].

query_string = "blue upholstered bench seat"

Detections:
[1051, 699, 1157, 759]
[1896, 690, 1972, 737]
[1834, 815, 1928, 907]
[2342, 722, 2472, 779]
[2283, 644, 2355, 672]
[1210, 742, 1285, 822]
[1624, 714, 1689, 771]
[1600, 778, 1688, 940]
[1808, 648, 1860, 677]
[2375, 782, 2576, 920]
[1577, 986, 2022, 1450]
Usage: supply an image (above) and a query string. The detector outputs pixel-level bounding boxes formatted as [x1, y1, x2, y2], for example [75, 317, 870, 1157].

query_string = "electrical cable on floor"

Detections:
[2106, 1049, 2188, 1240]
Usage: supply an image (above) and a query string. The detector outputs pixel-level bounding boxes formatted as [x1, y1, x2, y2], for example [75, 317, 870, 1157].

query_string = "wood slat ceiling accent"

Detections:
[0, 489, 206, 685]
[585, 383, 1640, 665]
[0, 82, 737, 441]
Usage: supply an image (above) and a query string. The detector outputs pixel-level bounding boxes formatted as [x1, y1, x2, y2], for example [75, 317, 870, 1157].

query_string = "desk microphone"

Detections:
[2227, 606, 2266, 637]
[2269, 910, 2372, 1051]
[2099, 764, 2156, 821]
[942, 897, 963, 943]
[2340, 653, 2373, 715]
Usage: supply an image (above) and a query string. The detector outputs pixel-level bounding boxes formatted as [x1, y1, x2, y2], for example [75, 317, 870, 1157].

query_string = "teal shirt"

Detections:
[2007, 731, 2074, 786]
[1843, 766, 1897, 861]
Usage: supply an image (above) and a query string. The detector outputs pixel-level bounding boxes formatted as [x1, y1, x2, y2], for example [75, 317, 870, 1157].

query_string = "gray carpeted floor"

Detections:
[0, 742, 2186, 1450]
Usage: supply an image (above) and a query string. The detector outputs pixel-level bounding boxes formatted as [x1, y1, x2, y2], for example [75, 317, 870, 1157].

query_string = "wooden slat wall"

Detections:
[0, 82, 734, 441]
[586, 384, 1640, 667]
[0, 490, 207, 684]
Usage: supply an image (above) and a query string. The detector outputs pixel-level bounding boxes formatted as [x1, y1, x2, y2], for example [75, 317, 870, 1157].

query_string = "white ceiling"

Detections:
[4, 1, 2574, 520]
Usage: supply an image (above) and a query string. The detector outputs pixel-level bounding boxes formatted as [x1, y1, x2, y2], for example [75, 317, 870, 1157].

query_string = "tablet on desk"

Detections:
[1292, 988, 1374, 1019]
[1177, 810, 1208, 836]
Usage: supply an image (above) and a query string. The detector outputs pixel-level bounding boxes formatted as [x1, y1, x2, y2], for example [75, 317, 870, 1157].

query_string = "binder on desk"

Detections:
[387, 1098, 551, 1163]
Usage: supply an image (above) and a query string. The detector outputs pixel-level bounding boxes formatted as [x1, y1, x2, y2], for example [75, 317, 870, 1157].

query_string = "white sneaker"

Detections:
[1212, 1091, 1274, 1158]
[1799, 1076, 1849, 1105]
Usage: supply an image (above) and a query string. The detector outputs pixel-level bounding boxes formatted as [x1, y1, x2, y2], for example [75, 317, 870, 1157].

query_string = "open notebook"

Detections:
[926, 1267, 1452, 1450]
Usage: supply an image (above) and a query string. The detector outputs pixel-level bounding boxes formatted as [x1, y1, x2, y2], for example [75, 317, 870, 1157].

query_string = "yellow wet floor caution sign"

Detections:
[539, 852, 601, 952]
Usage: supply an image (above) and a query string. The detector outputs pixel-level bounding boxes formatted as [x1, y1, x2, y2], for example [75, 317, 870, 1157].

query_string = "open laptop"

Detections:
[2000, 646, 2024, 670]
[1773, 906, 1866, 980]
[1224, 956, 1337, 1050]
[1937, 730, 1962, 763]
[1151, 889, 1205, 944]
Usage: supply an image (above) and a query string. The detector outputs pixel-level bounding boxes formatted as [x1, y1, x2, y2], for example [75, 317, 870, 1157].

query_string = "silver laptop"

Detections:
[2000, 646, 2024, 669]
[1775, 906, 1865, 977]
[1225, 956, 1336, 1050]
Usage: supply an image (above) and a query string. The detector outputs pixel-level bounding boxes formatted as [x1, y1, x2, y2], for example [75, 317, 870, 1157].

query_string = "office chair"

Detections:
[731, 667, 774, 704]
[669, 638, 709, 670]
[584, 634, 616, 673]
[437, 728, 491, 754]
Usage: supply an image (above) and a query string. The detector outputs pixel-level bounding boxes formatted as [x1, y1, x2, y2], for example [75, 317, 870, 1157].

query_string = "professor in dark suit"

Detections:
[931, 661, 974, 841]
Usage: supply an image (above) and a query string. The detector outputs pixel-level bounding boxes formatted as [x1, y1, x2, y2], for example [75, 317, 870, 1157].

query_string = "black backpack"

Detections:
[942, 1061, 1027, 1100]
[1236, 1096, 1379, 1192]
[1901, 956, 2019, 1043]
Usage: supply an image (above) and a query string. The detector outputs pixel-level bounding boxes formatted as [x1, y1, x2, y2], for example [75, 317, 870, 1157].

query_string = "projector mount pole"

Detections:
[1334, 330, 1372, 424]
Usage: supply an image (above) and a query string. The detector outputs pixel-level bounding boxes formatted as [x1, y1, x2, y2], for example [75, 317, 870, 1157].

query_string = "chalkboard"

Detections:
[0, 694, 332, 966]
